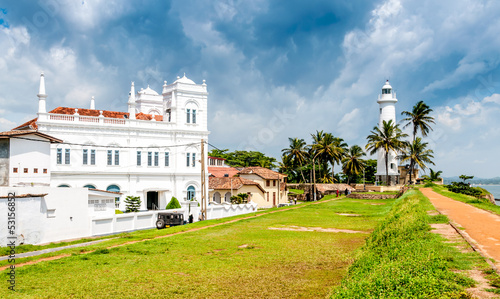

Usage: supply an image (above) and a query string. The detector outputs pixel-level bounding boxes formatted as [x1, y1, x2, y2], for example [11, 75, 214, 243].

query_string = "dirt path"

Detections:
[421, 188, 500, 269]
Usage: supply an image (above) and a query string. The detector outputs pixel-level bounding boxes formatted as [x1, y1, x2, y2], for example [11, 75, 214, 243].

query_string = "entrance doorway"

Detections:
[147, 191, 159, 210]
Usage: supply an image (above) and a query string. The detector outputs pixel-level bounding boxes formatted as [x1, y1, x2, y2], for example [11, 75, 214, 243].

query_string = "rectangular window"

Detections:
[192, 153, 196, 167]
[166, 108, 171, 122]
[148, 152, 152, 166]
[83, 149, 88, 165]
[90, 150, 96, 165]
[114, 150, 119, 165]
[43, 169, 47, 174]
[65, 149, 70, 164]
[186, 108, 191, 123]
[57, 148, 62, 164]
[34, 168, 38, 174]
[267, 192, 269, 202]
[24, 168, 28, 173]
[273, 180, 276, 187]
[107, 150, 112, 165]
[137, 151, 141, 166]
[165, 152, 169, 167]
[186, 153, 190, 167]
[154, 152, 159, 166]
[192, 109, 196, 124]
[266, 180, 270, 187]
[13, 168, 18, 173]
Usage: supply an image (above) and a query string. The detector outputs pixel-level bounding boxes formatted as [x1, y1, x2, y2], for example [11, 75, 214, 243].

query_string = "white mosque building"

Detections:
[3, 72, 209, 211]
[375, 80, 400, 185]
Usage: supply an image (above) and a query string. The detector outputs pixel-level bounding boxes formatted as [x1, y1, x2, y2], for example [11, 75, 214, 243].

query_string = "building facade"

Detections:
[7, 73, 209, 211]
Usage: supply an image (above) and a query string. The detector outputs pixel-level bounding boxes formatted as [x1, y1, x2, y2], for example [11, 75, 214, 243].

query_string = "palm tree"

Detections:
[342, 145, 366, 184]
[421, 168, 442, 182]
[331, 137, 348, 181]
[400, 137, 435, 184]
[366, 120, 408, 186]
[282, 138, 308, 183]
[401, 101, 435, 141]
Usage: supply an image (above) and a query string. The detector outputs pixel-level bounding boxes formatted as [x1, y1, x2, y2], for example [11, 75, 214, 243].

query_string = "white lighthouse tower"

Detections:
[375, 80, 399, 185]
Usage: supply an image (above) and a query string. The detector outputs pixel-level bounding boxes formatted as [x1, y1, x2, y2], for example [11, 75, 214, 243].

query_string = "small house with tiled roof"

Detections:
[3, 72, 209, 211]
[207, 164, 288, 208]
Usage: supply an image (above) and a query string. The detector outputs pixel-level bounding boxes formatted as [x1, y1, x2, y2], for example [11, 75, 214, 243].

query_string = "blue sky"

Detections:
[1, 0, 500, 177]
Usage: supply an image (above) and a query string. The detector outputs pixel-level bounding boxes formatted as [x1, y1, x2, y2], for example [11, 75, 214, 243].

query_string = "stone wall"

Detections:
[347, 193, 398, 200]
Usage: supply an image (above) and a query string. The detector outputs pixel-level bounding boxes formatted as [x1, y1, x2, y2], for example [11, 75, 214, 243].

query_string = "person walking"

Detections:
[336, 189, 339, 197]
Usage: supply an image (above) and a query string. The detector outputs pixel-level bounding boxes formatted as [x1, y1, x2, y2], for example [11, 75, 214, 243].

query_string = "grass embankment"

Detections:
[1, 196, 395, 298]
[430, 184, 500, 216]
[288, 188, 304, 194]
[332, 189, 479, 298]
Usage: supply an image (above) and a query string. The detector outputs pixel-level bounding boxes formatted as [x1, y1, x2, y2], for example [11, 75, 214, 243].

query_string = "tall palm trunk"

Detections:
[385, 151, 390, 186]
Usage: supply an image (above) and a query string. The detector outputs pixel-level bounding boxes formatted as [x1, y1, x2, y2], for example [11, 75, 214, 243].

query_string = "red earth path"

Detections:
[421, 188, 500, 269]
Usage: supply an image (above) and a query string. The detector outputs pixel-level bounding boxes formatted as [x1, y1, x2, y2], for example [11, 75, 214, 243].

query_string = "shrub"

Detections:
[230, 193, 249, 204]
[446, 182, 482, 197]
[165, 197, 181, 209]
[124, 195, 141, 213]
[424, 182, 436, 188]
[115, 210, 123, 214]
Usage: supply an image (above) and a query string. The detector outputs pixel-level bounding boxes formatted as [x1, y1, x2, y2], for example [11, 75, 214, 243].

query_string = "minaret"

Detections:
[376, 80, 399, 184]
[37, 72, 47, 114]
[90, 96, 95, 110]
[128, 82, 136, 120]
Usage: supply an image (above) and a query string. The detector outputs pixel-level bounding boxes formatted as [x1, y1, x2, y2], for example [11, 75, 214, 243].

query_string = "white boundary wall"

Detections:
[91, 201, 258, 236]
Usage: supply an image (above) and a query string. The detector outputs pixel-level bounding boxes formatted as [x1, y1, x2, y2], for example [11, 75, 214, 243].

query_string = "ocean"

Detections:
[475, 185, 500, 206]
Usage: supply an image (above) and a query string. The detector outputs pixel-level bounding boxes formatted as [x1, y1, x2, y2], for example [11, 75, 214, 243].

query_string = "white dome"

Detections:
[174, 74, 195, 85]
[383, 80, 392, 89]
[139, 85, 159, 96]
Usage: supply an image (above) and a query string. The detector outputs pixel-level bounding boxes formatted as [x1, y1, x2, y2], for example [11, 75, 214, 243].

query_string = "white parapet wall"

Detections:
[90, 201, 258, 236]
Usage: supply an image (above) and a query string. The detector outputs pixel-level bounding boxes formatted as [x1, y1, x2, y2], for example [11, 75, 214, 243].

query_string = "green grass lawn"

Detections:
[430, 184, 500, 216]
[0, 196, 395, 298]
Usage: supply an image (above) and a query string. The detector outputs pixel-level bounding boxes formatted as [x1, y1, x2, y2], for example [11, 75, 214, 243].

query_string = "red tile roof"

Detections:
[208, 167, 240, 178]
[0, 130, 62, 143]
[48, 107, 163, 121]
[12, 107, 163, 131]
[13, 118, 38, 130]
[238, 167, 286, 180]
[209, 177, 265, 193]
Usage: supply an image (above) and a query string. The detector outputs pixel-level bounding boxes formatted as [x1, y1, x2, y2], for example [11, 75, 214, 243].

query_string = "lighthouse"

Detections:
[375, 80, 399, 185]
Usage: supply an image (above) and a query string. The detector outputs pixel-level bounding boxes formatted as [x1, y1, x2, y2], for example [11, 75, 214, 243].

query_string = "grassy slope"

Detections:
[331, 189, 479, 298]
[431, 185, 500, 216]
[0, 196, 395, 298]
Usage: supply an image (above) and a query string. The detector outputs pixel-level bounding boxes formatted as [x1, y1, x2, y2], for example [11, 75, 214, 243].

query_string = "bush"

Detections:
[446, 182, 482, 197]
[165, 197, 181, 209]
[124, 195, 141, 212]
[115, 210, 123, 214]
[230, 193, 249, 204]
[423, 182, 436, 188]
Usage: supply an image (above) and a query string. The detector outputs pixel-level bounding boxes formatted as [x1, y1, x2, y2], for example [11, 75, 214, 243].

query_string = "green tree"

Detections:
[400, 137, 435, 184]
[281, 138, 309, 183]
[208, 149, 277, 169]
[421, 168, 443, 182]
[459, 175, 474, 183]
[363, 159, 377, 184]
[342, 145, 366, 184]
[401, 100, 435, 141]
[309, 131, 346, 183]
[366, 120, 408, 186]
[124, 195, 141, 213]
[165, 196, 181, 209]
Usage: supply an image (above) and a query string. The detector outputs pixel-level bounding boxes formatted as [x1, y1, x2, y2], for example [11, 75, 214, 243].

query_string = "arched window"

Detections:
[107, 185, 120, 192]
[58, 184, 70, 188]
[84, 184, 96, 189]
[187, 186, 195, 201]
[224, 192, 231, 203]
[213, 192, 221, 203]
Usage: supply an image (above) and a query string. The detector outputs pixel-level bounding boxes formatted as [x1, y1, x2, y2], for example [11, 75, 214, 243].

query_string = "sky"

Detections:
[0, 0, 499, 178]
